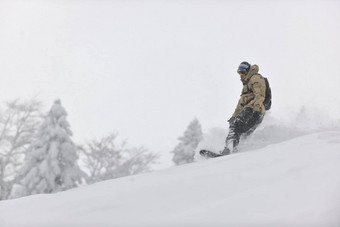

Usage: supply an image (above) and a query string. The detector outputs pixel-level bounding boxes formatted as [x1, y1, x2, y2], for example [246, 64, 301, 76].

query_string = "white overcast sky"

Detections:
[0, 0, 339, 164]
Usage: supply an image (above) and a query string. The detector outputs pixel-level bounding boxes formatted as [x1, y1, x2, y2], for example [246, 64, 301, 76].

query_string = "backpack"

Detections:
[263, 77, 272, 111]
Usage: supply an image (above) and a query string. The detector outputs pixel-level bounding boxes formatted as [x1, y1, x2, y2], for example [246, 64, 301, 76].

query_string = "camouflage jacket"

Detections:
[232, 64, 266, 117]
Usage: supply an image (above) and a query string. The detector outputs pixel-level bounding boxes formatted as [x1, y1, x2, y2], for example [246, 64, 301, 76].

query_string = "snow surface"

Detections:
[1, 130, 340, 227]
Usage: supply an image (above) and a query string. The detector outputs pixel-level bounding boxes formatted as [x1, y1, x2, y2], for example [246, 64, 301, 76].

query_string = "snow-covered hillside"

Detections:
[1, 130, 340, 227]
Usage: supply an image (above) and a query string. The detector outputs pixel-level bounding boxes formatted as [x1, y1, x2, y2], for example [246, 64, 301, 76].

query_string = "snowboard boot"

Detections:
[221, 138, 239, 155]
[220, 147, 231, 155]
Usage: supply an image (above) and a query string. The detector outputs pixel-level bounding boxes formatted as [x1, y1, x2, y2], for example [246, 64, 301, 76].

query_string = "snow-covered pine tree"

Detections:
[172, 118, 203, 165]
[10, 100, 84, 198]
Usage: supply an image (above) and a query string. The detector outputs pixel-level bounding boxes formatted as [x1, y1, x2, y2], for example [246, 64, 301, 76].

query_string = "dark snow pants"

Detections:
[227, 107, 264, 149]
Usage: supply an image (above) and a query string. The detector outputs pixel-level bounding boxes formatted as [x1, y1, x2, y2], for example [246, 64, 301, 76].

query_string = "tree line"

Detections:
[0, 99, 203, 200]
[0, 99, 158, 200]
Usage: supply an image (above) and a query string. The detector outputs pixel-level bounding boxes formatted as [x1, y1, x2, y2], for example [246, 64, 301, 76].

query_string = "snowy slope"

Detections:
[1, 131, 340, 227]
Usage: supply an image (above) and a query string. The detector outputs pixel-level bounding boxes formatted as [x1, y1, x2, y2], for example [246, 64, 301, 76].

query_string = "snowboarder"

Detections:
[200, 61, 271, 158]
[221, 61, 267, 155]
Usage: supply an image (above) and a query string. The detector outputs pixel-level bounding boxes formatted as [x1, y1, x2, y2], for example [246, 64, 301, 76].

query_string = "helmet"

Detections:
[237, 61, 251, 75]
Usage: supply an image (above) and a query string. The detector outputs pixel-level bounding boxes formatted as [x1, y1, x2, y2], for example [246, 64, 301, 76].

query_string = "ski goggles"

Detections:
[238, 63, 249, 75]
[237, 68, 247, 75]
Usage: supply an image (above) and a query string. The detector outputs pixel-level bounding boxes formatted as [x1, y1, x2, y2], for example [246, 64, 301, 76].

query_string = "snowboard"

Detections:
[199, 149, 224, 158]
